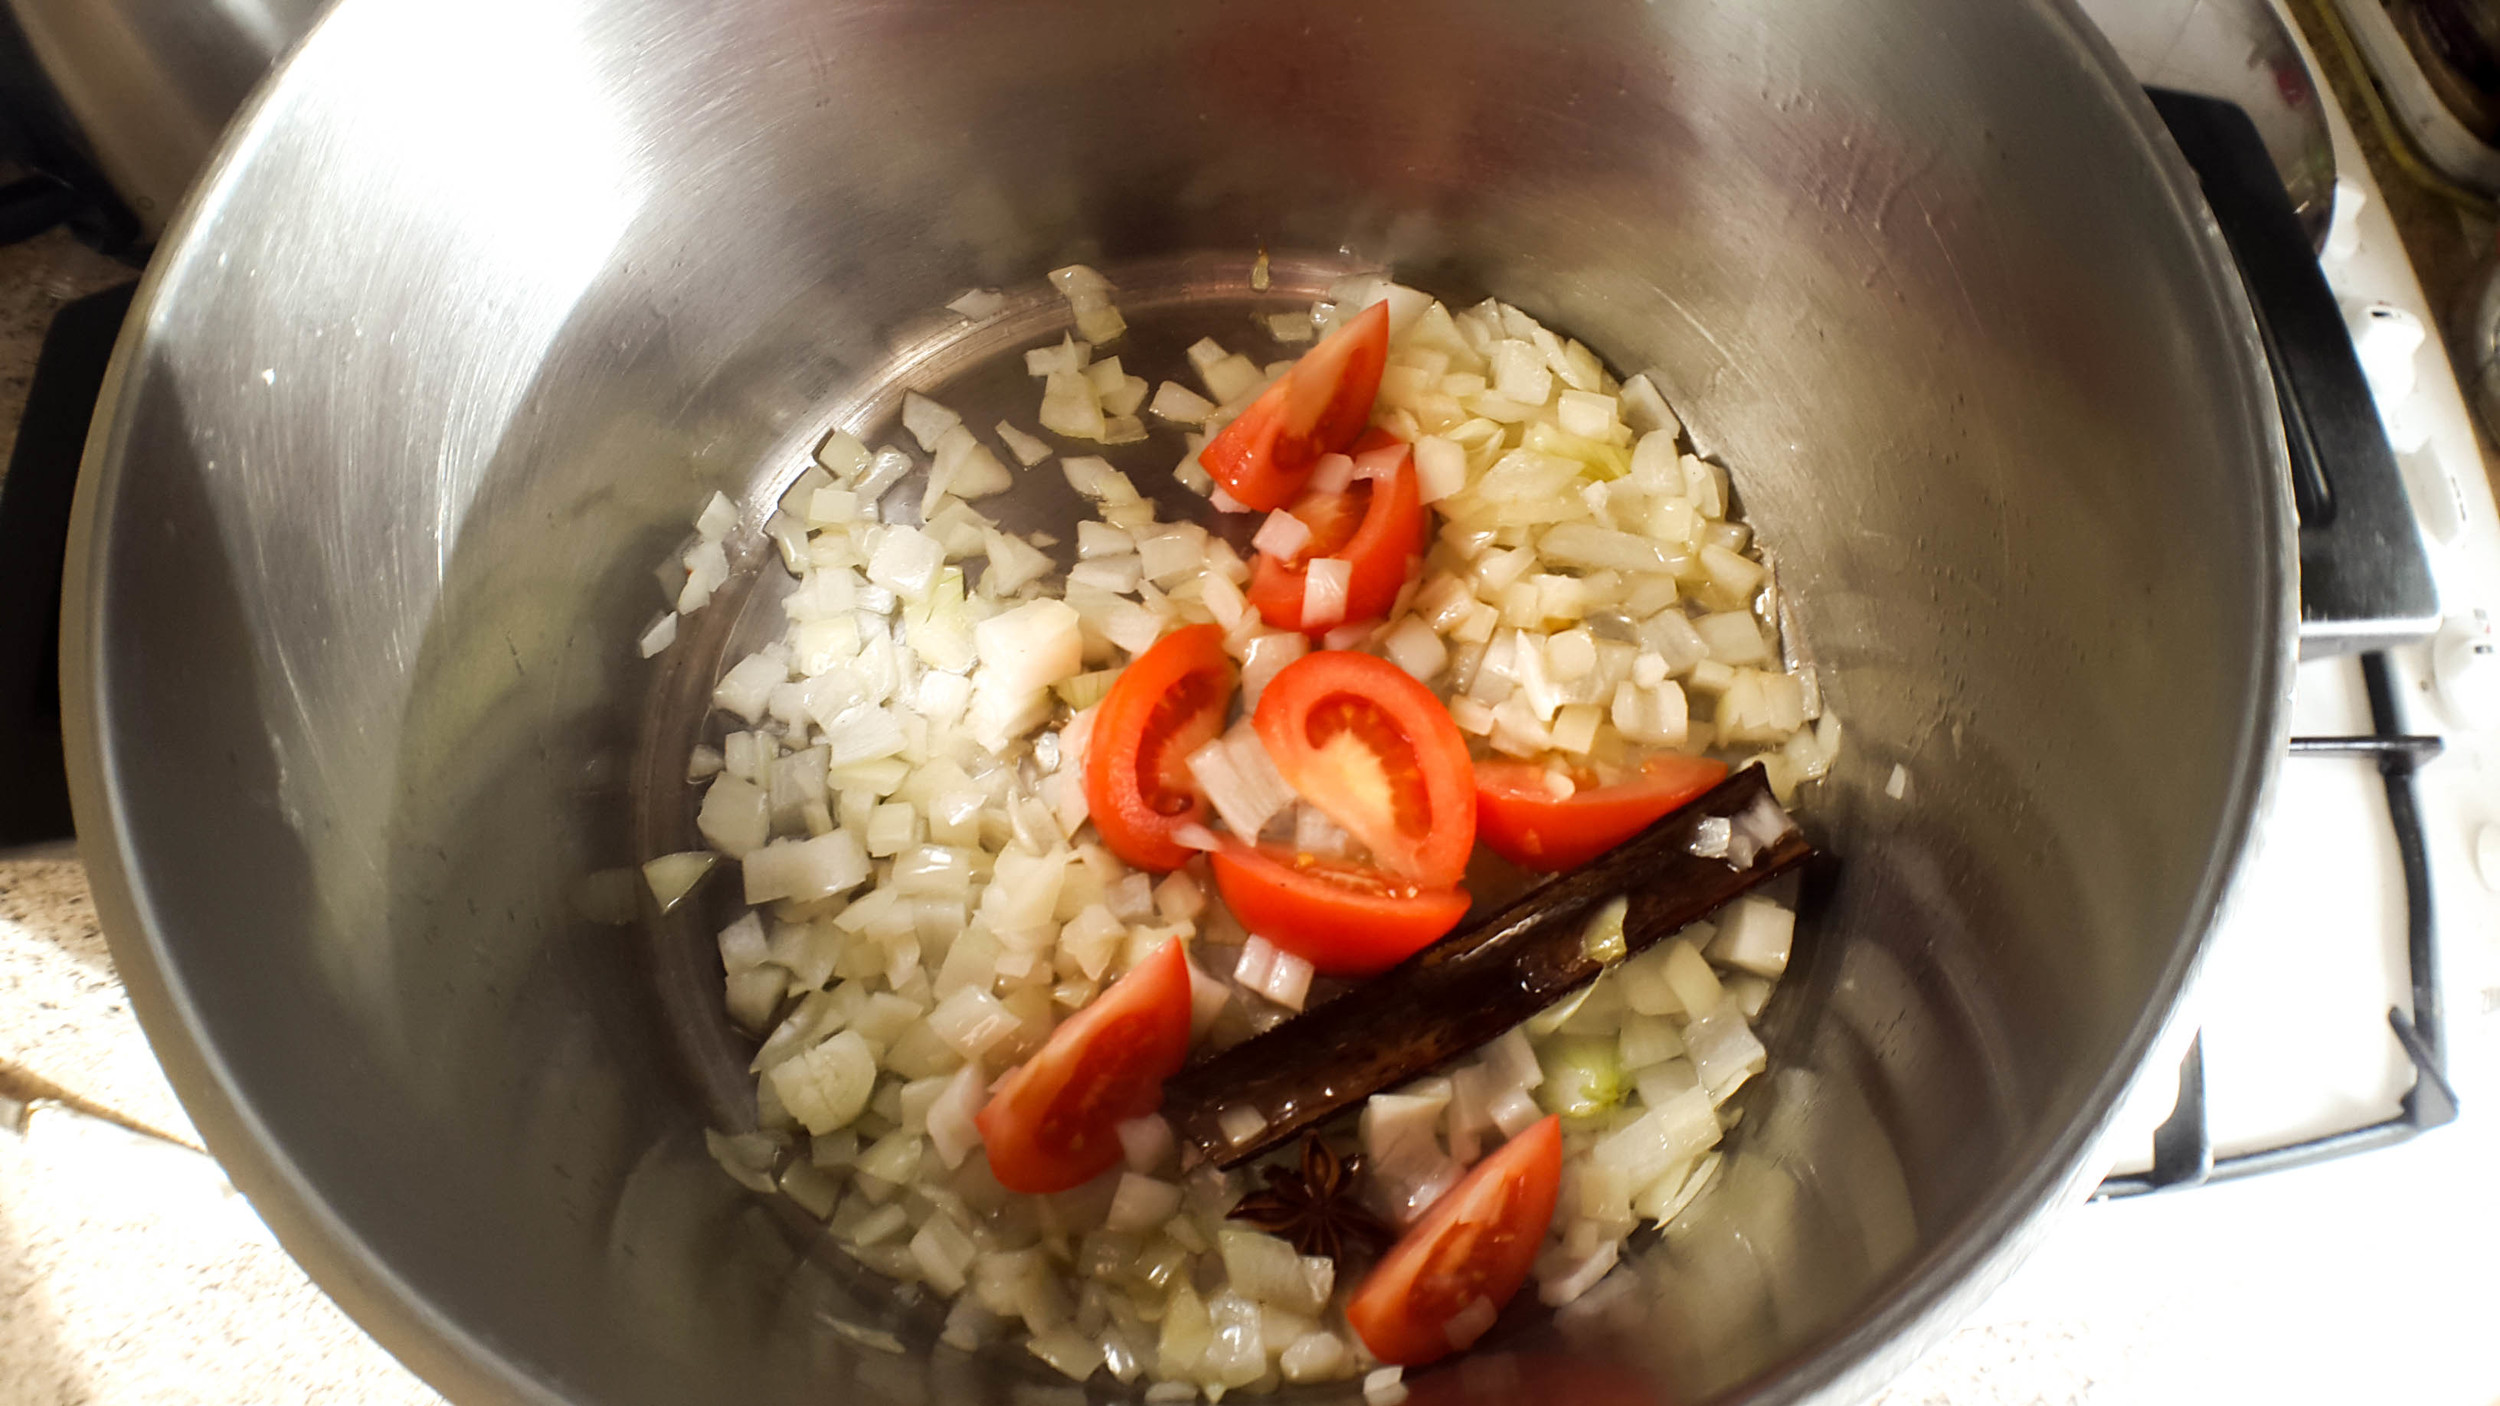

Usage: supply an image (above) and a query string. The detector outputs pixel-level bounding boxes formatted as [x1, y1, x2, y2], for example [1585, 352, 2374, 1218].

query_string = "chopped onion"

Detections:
[1268, 312, 1317, 344]
[1539, 522, 1671, 574]
[1708, 896, 1795, 977]
[989, 420, 1050, 469]
[928, 984, 1018, 1059]
[1685, 996, 1768, 1102]
[1592, 1084, 1717, 1190]
[946, 288, 1007, 320]
[974, 599, 1083, 696]
[900, 392, 963, 453]
[1026, 334, 1092, 378]
[1236, 631, 1307, 707]
[637, 612, 679, 658]
[1442, 1295, 1498, 1351]
[742, 830, 870, 905]
[925, 1064, 987, 1168]
[1618, 373, 1681, 438]
[1220, 1228, 1323, 1313]
[1300, 557, 1350, 629]
[1118, 1114, 1176, 1174]
[1106, 1172, 1186, 1234]
[1251, 509, 1312, 560]
[1202, 352, 1266, 406]
[1150, 380, 1215, 424]
[767, 1029, 876, 1134]
[1310, 453, 1357, 494]
[816, 429, 872, 478]
[1185, 723, 1296, 840]
[867, 525, 945, 602]
[1041, 368, 1108, 440]
[1049, 263, 1128, 343]
[642, 851, 717, 912]
[1216, 1104, 1268, 1146]
[695, 490, 740, 541]
[1364, 1367, 1409, 1406]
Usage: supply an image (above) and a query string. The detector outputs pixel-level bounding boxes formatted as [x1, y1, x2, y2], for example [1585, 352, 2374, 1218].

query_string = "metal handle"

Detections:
[0, 279, 134, 856]
[2147, 89, 2441, 657]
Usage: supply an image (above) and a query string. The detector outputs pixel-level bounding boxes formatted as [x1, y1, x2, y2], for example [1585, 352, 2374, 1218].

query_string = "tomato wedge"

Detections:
[1347, 1115, 1563, 1367]
[1253, 651, 1475, 887]
[1208, 844, 1471, 976]
[1474, 756, 1730, 871]
[976, 938, 1193, 1194]
[1248, 436, 1427, 634]
[1198, 301, 1390, 511]
[1085, 624, 1236, 872]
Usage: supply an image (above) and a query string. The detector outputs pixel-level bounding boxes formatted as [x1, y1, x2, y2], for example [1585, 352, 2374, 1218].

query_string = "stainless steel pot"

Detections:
[59, 0, 2295, 1402]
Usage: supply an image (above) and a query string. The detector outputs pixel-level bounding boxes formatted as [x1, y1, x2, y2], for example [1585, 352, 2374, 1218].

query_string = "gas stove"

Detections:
[1876, 2, 2500, 1398]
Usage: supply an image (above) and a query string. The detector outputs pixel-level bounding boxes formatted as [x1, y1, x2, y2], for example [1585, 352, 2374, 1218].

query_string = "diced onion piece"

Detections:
[742, 830, 870, 905]
[1118, 1114, 1176, 1174]
[1252, 509, 1312, 560]
[1108, 1173, 1186, 1233]
[1708, 896, 1795, 978]
[695, 490, 739, 541]
[1041, 368, 1107, 440]
[991, 420, 1051, 468]
[901, 392, 962, 453]
[677, 538, 729, 613]
[1236, 631, 1308, 707]
[1555, 388, 1621, 441]
[1684, 996, 1768, 1102]
[1217, 1104, 1269, 1146]
[866, 525, 945, 602]
[816, 429, 872, 478]
[1150, 379, 1215, 425]
[1619, 373, 1682, 439]
[1539, 522, 1671, 574]
[1202, 352, 1266, 406]
[946, 287, 1007, 320]
[641, 851, 716, 912]
[974, 598, 1083, 696]
[928, 984, 1019, 1059]
[1300, 557, 1350, 629]
[1185, 723, 1296, 840]
[1282, 1332, 1349, 1383]
[697, 775, 771, 858]
[1310, 453, 1356, 495]
[1382, 616, 1449, 682]
[1611, 678, 1690, 747]
[706, 1129, 780, 1194]
[1442, 1296, 1498, 1351]
[768, 1029, 877, 1134]
[637, 612, 678, 658]
[1887, 763, 1911, 800]
[1025, 334, 1092, 377]
[1219, 1227, 1322, 1314]
[925, 1064, 987, 1168]
[1412, 434, 1468, 504]
[1365, 1366, 1409, 1406]
[1660, 937, 1724, 1016]
[911, 1215, 980, 1295]
[1593, 1083, 1718, 1190]
[1050, 263, 1128, 343]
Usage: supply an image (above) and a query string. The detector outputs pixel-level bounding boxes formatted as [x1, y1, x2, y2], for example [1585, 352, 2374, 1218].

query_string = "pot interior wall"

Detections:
[71, 0, 2285, 1402]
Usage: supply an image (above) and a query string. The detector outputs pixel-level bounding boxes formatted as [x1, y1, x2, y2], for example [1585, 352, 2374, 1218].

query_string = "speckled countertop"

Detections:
[5, 29, 2499, 1402]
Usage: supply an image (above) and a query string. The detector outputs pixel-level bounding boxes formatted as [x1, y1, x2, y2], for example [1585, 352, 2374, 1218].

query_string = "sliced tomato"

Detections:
[1248, 438, 1427, 635]
[1209, 844, 1470, 976]
[976, 938, 1193, 1194]
[1198, 301, 1390, 511]
[1254, 650, 1475, 887]
[1347, 1115, 1564, 1367]
[1474, 755, 1730, 871]
[1084, 624, 1235, 872]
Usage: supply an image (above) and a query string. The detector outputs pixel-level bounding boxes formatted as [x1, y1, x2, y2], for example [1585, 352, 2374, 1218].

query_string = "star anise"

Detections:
[1224, 1134, 1393, 1263]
